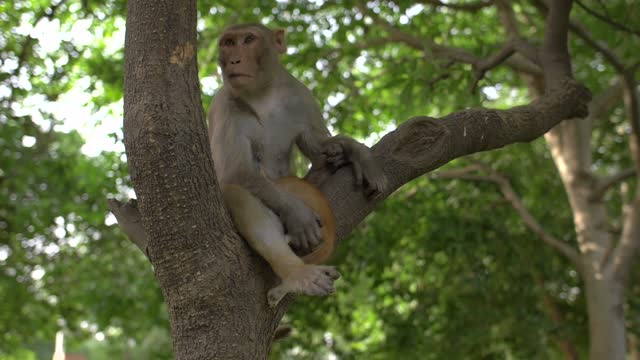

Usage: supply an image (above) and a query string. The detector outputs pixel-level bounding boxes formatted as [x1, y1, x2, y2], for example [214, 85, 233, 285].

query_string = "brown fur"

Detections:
[275, 177, 336, 264]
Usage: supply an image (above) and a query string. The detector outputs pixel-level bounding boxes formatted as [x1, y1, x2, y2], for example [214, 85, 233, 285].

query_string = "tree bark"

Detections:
[585, 274, 626, 360]
[121, 0, 591, 358]
[124, 1, 284, 358]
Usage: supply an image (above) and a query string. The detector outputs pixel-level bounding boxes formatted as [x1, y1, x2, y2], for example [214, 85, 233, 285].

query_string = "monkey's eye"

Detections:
[221, 38, 235, 47]
[244, 34, 256, 44]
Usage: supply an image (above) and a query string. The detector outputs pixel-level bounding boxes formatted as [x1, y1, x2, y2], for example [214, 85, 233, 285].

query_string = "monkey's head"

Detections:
[218, 24, 286, 94]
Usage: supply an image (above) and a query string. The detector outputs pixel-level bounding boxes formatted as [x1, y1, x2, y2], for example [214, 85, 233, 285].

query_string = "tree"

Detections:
[114, 0, 591, 358]
[429, 1, 640, 358]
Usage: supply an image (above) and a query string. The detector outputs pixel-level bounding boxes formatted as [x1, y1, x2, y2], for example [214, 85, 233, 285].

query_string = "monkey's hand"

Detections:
[280, 195, 322, 253]
[323, 138, 387, 198]
[352, 153, 387, 198]
[323, 141, 349, 169]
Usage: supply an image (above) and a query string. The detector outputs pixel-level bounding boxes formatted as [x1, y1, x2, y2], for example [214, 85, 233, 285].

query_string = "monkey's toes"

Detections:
[267, 265, 340, 306]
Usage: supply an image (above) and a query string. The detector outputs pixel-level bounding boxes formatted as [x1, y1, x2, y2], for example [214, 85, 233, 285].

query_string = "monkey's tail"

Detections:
[275, 176, 336, 265]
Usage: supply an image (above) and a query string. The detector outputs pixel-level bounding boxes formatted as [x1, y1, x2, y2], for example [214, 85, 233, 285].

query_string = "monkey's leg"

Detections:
[222, 184, 340, 307]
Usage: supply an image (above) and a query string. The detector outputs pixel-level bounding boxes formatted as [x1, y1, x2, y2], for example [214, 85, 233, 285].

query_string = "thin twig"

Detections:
[575, 0, 640, 37]
[590, 168, 637, 201]
[356, 3, 542, 76]
[435, 164, 583, 270]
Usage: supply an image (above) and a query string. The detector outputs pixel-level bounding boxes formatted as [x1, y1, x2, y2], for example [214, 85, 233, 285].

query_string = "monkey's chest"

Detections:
[247, 128, 295, 177]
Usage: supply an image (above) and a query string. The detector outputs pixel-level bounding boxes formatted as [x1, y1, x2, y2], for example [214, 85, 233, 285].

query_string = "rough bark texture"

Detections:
[121, 0, 595, 359]
[124, 1, 285, 358]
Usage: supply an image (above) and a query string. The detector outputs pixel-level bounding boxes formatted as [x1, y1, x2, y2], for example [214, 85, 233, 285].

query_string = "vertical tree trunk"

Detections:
[585, 274, 626, 360]
[526, 53, 629, 356]
[542, 94, 628, 360]
[123, 1, 284, 358]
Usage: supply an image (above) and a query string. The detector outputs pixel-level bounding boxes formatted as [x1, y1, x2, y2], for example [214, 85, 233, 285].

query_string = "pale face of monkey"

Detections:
[218, 26, 286, 93]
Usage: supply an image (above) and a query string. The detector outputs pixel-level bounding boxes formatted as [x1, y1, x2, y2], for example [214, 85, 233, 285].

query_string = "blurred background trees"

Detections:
[1, 0, 638, 359]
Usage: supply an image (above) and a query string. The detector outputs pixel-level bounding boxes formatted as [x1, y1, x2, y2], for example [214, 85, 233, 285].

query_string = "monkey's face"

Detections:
[218, 27, 278, 93]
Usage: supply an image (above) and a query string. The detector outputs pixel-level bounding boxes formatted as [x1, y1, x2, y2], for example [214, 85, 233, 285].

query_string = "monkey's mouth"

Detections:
[229, 74, 252, 78]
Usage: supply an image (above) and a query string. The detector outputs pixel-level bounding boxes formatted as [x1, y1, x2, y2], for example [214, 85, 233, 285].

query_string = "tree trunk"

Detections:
[585, 273, 626, 360]
[542, 92, 628, 360]
[123, 1, 285, 358]
[520, 61, 631, 357]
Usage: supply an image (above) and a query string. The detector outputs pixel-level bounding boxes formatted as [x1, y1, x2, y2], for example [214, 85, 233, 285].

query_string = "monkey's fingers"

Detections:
[312, 275, 335, 293]
[292, 232, 312, 254]
[305, 282, 333, 296]
[301, 230, 320, 253]
[326, 155, 347, 169]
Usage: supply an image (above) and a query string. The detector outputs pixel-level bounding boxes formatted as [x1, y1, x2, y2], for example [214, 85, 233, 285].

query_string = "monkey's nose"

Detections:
[230, 59, 241, 65]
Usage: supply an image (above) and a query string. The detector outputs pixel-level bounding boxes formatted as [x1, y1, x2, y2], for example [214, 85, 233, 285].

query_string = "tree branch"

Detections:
[471, 41, 516, 93]
[308, 78, 592, 241]
[418, 0, 492, 12]
[588, 79, 624, 120]
[493, 0, 539, 63]
[574, 0, 640, 37]
[433, 164, 583, 269]
[108, 198, 149, 258]
[590, 168, 637, 201]
[612, 198, 640, 284]
[539, 0, 573, 89]
[569, 20, 625, 71]
[358, 5, 542, 77]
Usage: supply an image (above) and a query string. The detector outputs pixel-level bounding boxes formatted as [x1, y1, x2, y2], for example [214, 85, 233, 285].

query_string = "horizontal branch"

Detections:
[434, 164, 583, 268]
[359, 5, 542, 77]
[308, 78, 592, 240]
[418, 0, 492, 12]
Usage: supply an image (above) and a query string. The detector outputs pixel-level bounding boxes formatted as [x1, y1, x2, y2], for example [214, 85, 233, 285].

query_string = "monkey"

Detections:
[210, 23, 387, 307]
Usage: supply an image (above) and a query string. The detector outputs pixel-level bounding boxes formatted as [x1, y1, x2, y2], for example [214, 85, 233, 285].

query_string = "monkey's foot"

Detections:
[267, 265, 340, 307]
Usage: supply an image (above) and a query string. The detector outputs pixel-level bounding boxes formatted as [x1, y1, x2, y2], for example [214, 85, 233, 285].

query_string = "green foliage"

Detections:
[2, 0, 638, 358]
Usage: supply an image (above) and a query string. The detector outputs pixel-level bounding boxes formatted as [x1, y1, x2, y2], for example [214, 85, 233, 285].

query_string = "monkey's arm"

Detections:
[297, 122, 387, 197]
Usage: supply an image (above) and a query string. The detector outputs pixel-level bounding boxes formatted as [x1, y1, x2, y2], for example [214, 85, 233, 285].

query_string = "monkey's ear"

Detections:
[273, 28, 287, 54]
